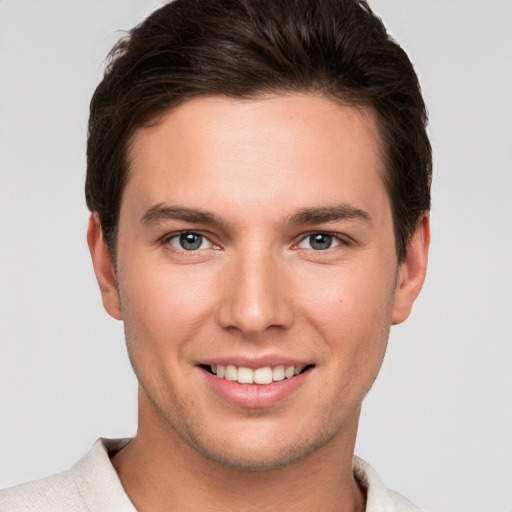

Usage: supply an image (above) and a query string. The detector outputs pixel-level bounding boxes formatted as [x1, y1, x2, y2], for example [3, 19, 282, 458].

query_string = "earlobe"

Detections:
[87, 213, 123, 320]
[391, 214, 430, 325]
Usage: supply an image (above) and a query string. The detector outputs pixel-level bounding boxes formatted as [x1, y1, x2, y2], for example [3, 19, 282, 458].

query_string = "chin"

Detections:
[181, 420, 342, 473]
[194, 443, 317, 473]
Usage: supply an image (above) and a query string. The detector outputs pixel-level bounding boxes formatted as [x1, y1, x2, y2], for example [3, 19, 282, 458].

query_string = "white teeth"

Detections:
[225, 364, 238, 381]
[272, 365, 285, 381]
[237, 367, 254, 384]
[284, 366, 295, 379]
[210, 363, 308, 385]
[254, 367, 273, 385]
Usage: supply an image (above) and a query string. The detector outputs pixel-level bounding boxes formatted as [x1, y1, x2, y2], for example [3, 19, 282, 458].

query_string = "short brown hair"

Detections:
[86, 0, 432, 261]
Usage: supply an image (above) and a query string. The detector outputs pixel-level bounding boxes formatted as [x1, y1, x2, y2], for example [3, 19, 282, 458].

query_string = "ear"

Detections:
[87, 213, 123, 320]
[391, 214, 430, 325]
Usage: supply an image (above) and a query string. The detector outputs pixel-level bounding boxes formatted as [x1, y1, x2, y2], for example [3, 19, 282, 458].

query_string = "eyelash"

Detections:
[162, 230, 349, 253]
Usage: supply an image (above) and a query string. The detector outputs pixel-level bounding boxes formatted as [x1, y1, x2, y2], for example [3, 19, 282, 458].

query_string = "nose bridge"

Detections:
[217, 241, 292, 336]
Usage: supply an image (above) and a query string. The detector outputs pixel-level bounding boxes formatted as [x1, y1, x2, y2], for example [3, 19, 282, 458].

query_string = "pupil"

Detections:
[311, 233, 332, 250]
[180, 233, 202, 250]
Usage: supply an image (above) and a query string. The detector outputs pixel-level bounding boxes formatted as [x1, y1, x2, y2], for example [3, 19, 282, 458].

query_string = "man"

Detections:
[0, 0, 431, 510]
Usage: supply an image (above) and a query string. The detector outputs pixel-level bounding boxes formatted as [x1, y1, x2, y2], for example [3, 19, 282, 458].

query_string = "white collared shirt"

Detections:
[0, 438, 424, 511]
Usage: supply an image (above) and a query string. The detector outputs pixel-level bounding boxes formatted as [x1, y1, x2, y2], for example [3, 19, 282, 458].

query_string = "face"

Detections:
[89, 94, 428, 471]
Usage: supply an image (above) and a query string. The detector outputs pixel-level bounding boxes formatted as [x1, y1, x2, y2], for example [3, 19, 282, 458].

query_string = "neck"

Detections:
[112, 392, 366, 512]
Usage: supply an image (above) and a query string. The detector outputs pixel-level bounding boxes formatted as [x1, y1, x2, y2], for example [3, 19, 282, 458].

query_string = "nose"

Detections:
[216, 247, 293, 337]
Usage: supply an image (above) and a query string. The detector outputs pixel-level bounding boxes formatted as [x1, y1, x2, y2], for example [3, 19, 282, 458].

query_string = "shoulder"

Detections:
[0, 469, 85, 512]
[0, 438, 135, 512]
[353, 456, 424, 512]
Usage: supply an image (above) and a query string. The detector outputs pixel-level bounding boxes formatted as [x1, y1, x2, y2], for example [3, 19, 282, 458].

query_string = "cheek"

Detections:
[118, 261, 218, 351]
[297, 262, 395, 325]
[295, 262, 395, 375]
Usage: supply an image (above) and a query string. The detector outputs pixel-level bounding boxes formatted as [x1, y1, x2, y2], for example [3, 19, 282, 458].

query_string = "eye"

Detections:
[166, 232, 213, 251]
[297, 233, 342, 251]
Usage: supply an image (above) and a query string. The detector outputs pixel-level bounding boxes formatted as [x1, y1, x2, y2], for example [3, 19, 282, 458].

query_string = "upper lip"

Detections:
[197, 354, 314, 369]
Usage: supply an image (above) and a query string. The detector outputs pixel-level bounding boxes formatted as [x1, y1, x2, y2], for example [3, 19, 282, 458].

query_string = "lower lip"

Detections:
[201, 368, 311, 409]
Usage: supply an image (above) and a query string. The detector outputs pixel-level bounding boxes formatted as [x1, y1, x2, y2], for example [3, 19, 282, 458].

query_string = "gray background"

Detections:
[1, 1, 511, 511]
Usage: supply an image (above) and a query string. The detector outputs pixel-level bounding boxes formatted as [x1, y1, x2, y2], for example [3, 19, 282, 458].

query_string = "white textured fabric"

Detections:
[353, 457, 423, 512]
[0, 439, 135, 512]
[0, 438, 422, 511]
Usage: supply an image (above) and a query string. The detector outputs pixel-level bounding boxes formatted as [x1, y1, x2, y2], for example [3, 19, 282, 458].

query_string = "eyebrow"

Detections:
[140, 204, 226, 227]
[140, 203, 372, 229]
[288, 205, 372, 226]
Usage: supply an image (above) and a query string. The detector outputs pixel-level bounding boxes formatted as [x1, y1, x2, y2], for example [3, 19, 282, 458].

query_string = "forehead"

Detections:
[124, 93, 388, 220]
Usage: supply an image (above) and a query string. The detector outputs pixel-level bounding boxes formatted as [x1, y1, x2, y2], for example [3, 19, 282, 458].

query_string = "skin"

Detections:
[88, 93, 429, 512]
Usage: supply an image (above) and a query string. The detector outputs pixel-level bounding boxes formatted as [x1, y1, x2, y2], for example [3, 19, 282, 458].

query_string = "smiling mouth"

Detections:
[201, 364, 314, 385]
